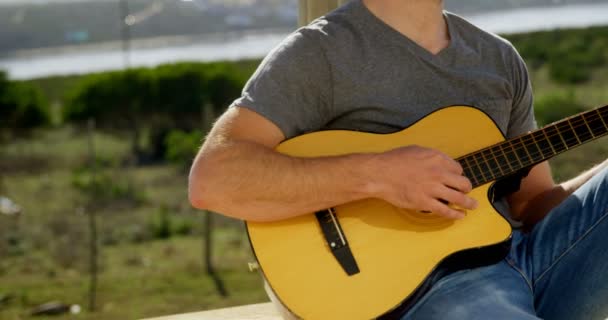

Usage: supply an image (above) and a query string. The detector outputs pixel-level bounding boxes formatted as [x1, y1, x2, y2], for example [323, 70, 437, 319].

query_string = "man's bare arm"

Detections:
[188, 107, 477, 222]
[508, 160, 608, 228]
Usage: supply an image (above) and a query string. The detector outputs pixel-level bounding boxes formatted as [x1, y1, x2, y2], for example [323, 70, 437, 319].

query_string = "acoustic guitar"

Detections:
[246, 105, 608, 319]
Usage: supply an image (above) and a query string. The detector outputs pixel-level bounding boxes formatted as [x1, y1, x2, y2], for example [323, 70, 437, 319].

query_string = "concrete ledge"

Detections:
[142, 303, 282, 320]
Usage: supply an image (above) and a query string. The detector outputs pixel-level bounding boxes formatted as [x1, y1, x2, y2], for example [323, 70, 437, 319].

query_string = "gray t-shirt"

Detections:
[231, 0, 536, 140]
[230, 0, 537, 225]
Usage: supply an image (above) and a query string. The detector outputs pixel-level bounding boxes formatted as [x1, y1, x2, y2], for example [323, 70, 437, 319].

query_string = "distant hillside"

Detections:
[0, 0, 297, 56]
[445, 0, 608, 13]
[1, 0, 607, 56]
[1, 0, 606, 9]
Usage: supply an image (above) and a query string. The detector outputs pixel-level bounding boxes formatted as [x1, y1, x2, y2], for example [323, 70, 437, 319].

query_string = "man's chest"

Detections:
[324, 58, 515, 136]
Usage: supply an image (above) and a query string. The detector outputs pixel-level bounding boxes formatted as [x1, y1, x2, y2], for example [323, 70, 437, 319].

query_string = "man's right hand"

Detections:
[367, 145, 478, 219]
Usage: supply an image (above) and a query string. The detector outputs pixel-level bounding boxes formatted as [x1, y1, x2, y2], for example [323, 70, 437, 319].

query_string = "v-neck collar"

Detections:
[353, 0, 459, 62]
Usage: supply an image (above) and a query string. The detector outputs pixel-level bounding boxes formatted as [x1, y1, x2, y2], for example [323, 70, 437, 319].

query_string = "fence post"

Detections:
[200, 106, 228, 297]
[86, 118, 99, 312]
[298, 0, 344, 26]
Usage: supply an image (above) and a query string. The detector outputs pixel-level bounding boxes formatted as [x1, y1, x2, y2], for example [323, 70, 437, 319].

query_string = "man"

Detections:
[189, 0, 608, 318]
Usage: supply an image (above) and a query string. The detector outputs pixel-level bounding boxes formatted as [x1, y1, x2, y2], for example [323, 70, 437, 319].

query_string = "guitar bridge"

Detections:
[315, 208, 360, 276]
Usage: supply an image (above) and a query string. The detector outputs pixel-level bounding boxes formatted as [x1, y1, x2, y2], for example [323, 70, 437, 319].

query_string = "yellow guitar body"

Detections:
[246, 106, 513, 319]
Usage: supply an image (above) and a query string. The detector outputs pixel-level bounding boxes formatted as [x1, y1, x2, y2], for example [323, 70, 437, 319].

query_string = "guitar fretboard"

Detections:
[458, 105, 608, 188]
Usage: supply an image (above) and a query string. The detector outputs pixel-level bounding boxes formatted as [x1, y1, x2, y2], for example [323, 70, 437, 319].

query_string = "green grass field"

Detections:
[0, 237, 267, 320]
[0, 126, 267, 320]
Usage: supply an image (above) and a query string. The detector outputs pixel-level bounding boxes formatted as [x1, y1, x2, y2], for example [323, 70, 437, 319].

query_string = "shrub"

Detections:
[173, 218, 194, 236]
[150, 206, 172, 240]
[165, 129, 203, 168]
[63, 69, 154, 124]
[548, 61, 592, 84]
[62, 62, 247, 162]
[507, 26, 608, 83]
[71, 169, 145, 207]
[547, 36, 601, 84]
[148, 206, 195, 239]
[0, 71, 50, 132]
[534, 91, 586, 126]
[63, 69, 155, 160]
[507, 30, 560, 68]
[154, 63, 207, 120]
[205, 63, 248, 113]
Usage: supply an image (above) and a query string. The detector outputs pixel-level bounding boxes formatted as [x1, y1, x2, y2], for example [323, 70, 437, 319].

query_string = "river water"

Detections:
[2, 3, 608, 80]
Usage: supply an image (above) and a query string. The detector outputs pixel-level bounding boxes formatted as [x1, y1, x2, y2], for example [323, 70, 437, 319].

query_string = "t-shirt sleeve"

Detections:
[506, 46, 537, 139]
[230, 30, 333, 140]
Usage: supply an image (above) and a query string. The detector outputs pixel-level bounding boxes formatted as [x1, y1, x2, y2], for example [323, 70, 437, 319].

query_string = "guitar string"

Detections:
[459, 110, 604, 179]
[463, 125, 596, 186]
[457, 108, 608, 184]
[463, 132, 599, 185]
[463, 121, 587, 179]
[460, 108, 607, 168]
[460, 107, 608, 168]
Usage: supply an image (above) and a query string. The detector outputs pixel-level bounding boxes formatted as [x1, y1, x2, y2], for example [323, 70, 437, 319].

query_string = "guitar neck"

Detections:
[459, 105, 608, 188]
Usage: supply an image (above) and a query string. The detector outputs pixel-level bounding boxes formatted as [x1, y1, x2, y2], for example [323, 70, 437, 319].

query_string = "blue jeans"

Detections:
[402, 167, 608, 320]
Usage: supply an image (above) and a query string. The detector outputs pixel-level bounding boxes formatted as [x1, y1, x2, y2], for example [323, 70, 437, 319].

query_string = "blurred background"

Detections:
[1, 0, 608, 319]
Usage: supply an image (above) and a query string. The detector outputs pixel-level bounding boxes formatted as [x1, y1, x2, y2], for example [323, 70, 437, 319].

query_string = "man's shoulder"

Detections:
[250, 2, 363, 81]
[291, 1, 363, 49]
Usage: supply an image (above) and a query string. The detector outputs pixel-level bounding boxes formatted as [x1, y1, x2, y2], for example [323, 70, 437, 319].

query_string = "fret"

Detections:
[567, 118, 582, 144]
[497, 143, 514, 172]
[503, 140, 522, 171]
[541, 127, 557, 155]
[519, 136, 533, 162]
[572, 116, 594, 142]
[581, 113, 596, 139]
[533, 130, 554, 159]
[482, 148, 502, 177]
[596, 108, 608, 132]
[554, 123, 569, 150]
[520, 135, 533, 159]
[460, 157, 478, 186]
[523, 134, 543, 163]
[490, 145, 509, 177]
[464, 155, 482, 185]
[544, 125, 566, 153]
[586, 110, 608, 137]
[574, 116, 594, 143]
[474, 152, 492, 182]
[529, 131, 547, 160]
[556, 121, 579, 148]
[514, 137, 531, 168]
[467, 168, 479, 187]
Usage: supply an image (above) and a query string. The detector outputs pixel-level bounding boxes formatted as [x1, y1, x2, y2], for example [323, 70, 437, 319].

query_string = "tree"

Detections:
[63, 63, 248, 163]
[64, 69, 154, 160]
[206, 65, 246, 113]
[0, 71, 50, 138]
